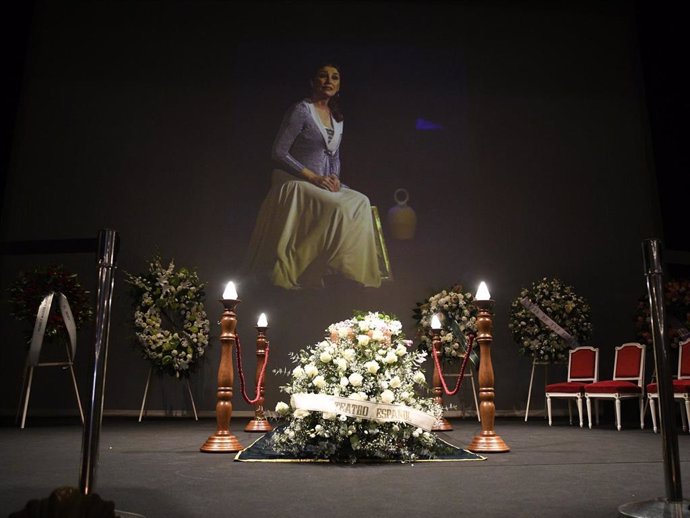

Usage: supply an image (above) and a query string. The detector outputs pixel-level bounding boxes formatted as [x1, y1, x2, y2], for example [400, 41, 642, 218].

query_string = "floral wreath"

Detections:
[509, 277, 592, 363]
[413, 284, 478, 363]
[8, 264, 93, 345]
[126, 257, 210, 379]
[634, 278, 690, 348]
[272, 311, 444, 463]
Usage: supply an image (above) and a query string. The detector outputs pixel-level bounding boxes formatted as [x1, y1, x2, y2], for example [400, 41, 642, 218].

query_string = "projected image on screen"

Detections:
[244, 63, 384, 290]
[233, 42, 469, 296]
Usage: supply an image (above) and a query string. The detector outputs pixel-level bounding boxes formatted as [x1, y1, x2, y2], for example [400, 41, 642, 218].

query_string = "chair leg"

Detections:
[567, 400, 573, 426]
[595, 400, 600, 425]
[547, 396, 552, 426]
[576, 396, 584, 428]
[615, 397, 622, 431]
[586, 396, 593, 429]
[639, 396, 645, 430]
[685, 397, 690, 433]
[649, 397, 658, 433]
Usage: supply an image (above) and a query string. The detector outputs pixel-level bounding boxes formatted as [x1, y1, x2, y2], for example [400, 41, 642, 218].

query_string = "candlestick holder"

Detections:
[468, 298, 510, 453]
[245, 323, 272, 432]
[200, 298, 243, 453]
[431, 327, 453, 431]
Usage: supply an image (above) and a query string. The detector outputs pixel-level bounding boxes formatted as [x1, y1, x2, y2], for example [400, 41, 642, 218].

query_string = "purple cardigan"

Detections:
[271, 100, 343, 177]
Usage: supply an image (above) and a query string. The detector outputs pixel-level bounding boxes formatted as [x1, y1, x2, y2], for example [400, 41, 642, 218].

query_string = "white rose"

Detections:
[319, 351, 332, 363]
[304, 364, 319, 378]
[389, 376, 402, 389]
[396, 344, 407, 356]
[342, 348, 356, 361]
[312, 375, 326, 389]
[384, 352, 398, 364]
[371, 329, 384, 341]
[334, 358, 348, 372]
[348, 392, 365, 401]
[338, 327, 350, 338]
[400, 391, 410, 401]
[275, 401, 290, 415]
[319, 340, 329, 349]
[349, 372, 363, 387]
[340, 376, 350, 387]
[292, 366, 305, 379]
[358, 321, 369, 331]
[413, 371, 426, 384]
[412, 427, 422, 437]
[380, 389, 395, 404]
[357, 334, 370, 347]
[323, 412, 336, 420]
[365, 360, 380, 374]
[379, 380, 389, 390]
[294, 409, 310, 419]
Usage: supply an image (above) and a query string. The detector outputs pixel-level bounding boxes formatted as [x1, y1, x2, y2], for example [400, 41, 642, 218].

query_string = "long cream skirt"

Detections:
[245, 170, 382, 289]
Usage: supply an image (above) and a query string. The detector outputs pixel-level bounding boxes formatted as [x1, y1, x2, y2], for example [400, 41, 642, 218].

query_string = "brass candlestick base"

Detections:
[200, 298, 244, 453]
[468, 430, 510, 452]
[200, 431, 244, 453]
[432, 416, 453, 431]
[245, 418, 273, 433]
[468, 298, 510, 453]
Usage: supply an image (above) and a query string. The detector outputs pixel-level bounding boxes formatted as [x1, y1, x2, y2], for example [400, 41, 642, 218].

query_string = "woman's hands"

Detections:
[301, 170, 341, 192]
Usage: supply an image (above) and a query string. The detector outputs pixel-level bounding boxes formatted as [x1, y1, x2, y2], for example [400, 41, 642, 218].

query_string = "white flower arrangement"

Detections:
[126, 258, 210, 378]
[413, 284, 478, 362]
[272, 311, 443, 463]
[509, 277, 592, 363]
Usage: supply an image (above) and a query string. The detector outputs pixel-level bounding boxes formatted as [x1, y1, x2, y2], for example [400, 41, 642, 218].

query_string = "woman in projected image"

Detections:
[245, 63, 382, 289]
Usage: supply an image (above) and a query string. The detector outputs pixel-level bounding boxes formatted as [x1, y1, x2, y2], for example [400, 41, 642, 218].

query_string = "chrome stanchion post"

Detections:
[78, 229, 118, 495]
[619, 239, 690, 518]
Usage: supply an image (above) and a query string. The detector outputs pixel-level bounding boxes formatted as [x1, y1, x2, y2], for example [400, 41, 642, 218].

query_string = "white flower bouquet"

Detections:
[272, 311, 444, 463]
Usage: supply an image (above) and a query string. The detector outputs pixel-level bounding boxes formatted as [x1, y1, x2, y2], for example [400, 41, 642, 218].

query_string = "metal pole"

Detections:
[619, 239, 689, 517]
[78, 229, 118, 495]
[642, 239, 683, 501]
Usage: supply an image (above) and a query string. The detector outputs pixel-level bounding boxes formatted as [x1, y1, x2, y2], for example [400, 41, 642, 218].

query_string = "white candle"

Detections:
[431, 314, 442, 330]
[475, 281, 491, 300]
[257, 313, 268, 327]
[222, 281, 238, 300]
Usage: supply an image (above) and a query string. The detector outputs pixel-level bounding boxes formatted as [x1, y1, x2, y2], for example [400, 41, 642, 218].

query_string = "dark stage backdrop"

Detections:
[0, 1, 662, 418]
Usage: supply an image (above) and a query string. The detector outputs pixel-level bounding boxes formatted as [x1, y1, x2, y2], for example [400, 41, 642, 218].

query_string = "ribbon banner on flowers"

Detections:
[291, 393, 437, 431]
[28, 292, 77, 366]
[519, 297, 579, 347]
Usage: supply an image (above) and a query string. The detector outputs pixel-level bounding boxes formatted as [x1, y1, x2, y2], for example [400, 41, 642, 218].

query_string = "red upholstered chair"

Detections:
[584, 342, 646, 431]
[545, 346, 599, 427]
[648, 338, 690, 433]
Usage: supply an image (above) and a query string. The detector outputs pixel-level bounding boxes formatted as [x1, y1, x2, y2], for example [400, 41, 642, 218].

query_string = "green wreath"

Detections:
[413, 284, 478, 363]
[126, 258, 210, 378]
[509, 277, 592, 363]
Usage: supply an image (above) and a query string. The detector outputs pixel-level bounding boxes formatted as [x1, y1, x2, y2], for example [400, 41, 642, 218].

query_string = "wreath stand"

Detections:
[17, 292, 84, 429]
[138, 367, 198, 422]
[524, 359, 566, 421]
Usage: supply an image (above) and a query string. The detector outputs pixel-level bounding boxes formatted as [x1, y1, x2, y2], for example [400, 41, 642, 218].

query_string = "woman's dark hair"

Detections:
[312, 63, 344, 122]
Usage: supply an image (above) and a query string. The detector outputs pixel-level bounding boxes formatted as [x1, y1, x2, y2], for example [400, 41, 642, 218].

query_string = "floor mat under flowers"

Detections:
[235, 425, 486, 463]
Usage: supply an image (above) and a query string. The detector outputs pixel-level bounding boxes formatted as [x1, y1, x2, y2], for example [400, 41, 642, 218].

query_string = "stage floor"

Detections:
[2, 416, 690, 517]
